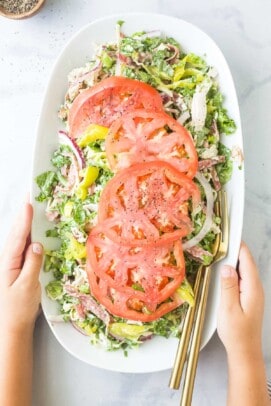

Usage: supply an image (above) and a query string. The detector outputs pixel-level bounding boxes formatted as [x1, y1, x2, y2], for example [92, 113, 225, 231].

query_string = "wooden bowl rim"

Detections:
[0, 0, 45, 19]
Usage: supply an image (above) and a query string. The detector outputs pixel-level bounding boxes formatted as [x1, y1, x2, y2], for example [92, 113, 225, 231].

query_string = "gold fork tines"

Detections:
[168, 263, 204, 389]
[214, 191, 229, 263]
[180, 190, 229, 406]
[168, 191, 224, 390]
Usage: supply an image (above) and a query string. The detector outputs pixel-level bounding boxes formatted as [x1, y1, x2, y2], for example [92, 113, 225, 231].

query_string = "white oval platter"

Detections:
[31, 13, 244, 373]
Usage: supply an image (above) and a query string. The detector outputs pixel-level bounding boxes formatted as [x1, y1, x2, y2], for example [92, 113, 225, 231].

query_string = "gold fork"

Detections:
[180, 190, 229, 406]
[169, 192, 223, 390]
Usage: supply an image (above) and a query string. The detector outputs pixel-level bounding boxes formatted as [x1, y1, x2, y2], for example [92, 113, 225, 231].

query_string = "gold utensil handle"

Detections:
[180, 266, 212, 406]
[169, 266, 204, 389]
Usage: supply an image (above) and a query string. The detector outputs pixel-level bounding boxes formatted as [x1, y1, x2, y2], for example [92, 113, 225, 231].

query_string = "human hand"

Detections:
[0, 203, 43, 334]
[217, 241, 264, 360]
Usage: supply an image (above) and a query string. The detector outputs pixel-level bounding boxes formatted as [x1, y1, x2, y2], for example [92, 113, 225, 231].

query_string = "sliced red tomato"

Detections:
[98, 161, 200, 246]
[105, 109, 198, 178]
[68, 77, 164, 139]
[86, 224, 185, 322]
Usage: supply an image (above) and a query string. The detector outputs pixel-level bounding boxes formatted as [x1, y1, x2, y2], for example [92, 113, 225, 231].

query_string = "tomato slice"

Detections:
[68, 77, 164, 139]
[86, 224, 185, 322]
[98, 161, 200, 246]
[105, 109, 198, 178]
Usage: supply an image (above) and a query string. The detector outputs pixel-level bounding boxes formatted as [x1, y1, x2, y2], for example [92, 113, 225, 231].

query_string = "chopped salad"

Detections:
[36, 22, 236, 352]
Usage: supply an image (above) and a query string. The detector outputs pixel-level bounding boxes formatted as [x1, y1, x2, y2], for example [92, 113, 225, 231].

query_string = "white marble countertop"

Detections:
[1, 1, 271, 405]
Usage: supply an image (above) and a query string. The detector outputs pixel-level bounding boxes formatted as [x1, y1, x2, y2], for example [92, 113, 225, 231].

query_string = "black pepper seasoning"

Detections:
[0, 0, 39, 14]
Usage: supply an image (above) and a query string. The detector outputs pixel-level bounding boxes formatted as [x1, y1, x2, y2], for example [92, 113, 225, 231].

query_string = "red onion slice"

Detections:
[165, 44, 180, 62]
[182, 172, 214, 250]
[58, 130, 85, 170]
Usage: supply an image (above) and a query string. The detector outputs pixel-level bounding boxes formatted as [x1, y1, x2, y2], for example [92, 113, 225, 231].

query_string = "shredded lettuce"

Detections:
[46, 280, 63, 300]
[35, 171, 57, 202]
[217, 143, 233, 184]
[36, 22, 238, 352]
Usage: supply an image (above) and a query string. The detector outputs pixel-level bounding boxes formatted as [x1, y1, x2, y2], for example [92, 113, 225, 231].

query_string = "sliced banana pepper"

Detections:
[77, 124, 109, 147]
[76, 166, 99, 200]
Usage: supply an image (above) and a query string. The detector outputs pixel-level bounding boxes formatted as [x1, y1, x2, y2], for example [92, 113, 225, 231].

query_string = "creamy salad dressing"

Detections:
[36, 22, 236, 352]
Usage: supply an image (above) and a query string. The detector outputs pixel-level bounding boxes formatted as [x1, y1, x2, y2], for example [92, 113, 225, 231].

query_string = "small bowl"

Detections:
[0, 0, 45, 20]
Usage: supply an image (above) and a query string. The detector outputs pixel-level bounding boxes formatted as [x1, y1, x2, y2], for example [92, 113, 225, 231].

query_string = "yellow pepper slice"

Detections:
[75, 186, 87, 200]
[76, 321, 97, 335]
[173, 55, 188, 81]
[108, 323, 150, 340]
[77, 124, 109, 147]
[80, 166, 99, 188]
[176, 278, 195, 307]
[76, 166, 99, 200]
[65, 236, 87, 260]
